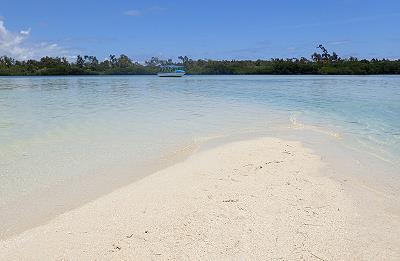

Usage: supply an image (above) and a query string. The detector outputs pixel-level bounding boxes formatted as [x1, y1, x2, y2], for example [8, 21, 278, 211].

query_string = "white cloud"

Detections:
[20, 29, 31, 35]
[0, 20, 73, 60]
[123, 10, 142, 16]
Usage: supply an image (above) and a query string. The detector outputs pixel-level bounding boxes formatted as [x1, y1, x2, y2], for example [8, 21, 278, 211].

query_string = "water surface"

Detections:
[1, 75, 399, 238]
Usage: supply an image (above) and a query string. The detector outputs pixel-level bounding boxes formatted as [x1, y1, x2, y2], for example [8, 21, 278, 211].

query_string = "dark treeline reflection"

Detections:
[1, 45, 400, 76]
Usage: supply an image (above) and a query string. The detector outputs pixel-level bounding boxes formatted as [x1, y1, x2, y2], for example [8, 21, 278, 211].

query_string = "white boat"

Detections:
[157, 65, 186, 77]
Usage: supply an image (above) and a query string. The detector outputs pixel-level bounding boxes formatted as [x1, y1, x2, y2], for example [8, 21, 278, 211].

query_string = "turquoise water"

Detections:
[0, 75, 399, 237]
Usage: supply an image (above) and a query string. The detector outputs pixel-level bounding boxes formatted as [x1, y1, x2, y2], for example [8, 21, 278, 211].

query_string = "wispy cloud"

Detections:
[123, 9, 142, 17]
[148, 5, 167, 13]
[264, 13, 400, 33]
[0, 20, 74, 60]
[224, 40, 271, 55]
[123, 6, 166, 17]
[326, 40, 350, 45]
[225, 46, 268, 55]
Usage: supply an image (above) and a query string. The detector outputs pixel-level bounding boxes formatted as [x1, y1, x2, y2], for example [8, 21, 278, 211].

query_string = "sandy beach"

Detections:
[1, 137, 399, 260]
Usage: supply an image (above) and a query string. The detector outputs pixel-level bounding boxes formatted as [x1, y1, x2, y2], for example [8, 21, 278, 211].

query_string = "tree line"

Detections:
[1, 45, 399, 76]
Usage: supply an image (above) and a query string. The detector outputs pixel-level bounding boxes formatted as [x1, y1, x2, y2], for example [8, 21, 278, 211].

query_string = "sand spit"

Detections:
[1, 137, 399, 260]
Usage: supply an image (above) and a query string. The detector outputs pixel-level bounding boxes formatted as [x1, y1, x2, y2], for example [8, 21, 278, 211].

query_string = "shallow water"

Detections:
[1, 75, 399, 238]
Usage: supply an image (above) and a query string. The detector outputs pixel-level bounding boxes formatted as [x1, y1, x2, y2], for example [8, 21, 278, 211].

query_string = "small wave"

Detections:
[289, 114, 341, 139]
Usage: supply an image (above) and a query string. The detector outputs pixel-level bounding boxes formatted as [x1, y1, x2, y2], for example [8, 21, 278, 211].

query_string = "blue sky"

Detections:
[0, 0, 399, 61]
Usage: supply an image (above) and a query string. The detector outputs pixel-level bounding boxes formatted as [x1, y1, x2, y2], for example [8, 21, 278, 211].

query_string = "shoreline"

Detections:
[1, 136, 399, 259]
[2, 74, 400, 78]
[0, 138, 202, 240]
[1, 125, 400, 240]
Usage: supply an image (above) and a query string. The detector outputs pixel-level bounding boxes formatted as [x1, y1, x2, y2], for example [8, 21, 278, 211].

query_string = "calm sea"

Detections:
[1, 75, 399, 238]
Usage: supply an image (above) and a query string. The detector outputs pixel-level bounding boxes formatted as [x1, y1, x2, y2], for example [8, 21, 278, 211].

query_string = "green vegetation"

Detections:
[1, 46, 399, 76]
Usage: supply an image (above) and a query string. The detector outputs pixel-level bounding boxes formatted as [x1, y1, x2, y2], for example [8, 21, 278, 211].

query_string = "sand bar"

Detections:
[1, 137, 399, 260]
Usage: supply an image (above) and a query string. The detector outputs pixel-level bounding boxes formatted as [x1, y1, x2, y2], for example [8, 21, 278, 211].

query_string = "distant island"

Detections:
[0, 45, 399, 76]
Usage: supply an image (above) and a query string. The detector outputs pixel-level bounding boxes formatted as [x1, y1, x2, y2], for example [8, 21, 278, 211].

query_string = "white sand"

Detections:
[1, 137, 399, 260]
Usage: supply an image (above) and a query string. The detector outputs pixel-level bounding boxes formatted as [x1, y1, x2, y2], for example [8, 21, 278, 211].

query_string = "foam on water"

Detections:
[0, 75, 399, 238]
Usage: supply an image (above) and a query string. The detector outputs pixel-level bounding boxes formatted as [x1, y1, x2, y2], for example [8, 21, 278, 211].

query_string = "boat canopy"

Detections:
[160, 65, 184, 69]
[159, 65, 185, 72]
